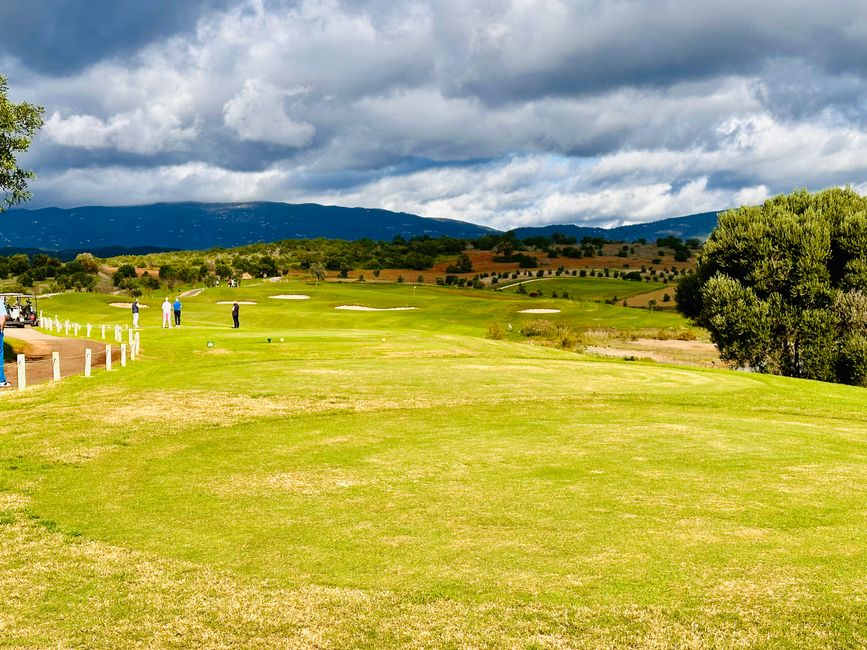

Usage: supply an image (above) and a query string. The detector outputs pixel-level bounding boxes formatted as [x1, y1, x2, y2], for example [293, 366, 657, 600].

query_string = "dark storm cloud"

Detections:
[451, 0, 867, 106]
[0, 0, 234, 75]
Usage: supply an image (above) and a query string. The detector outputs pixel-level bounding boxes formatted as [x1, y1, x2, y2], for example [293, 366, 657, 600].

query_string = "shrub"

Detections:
[520, 319, 586, 351]
[486, 322, 504, 340]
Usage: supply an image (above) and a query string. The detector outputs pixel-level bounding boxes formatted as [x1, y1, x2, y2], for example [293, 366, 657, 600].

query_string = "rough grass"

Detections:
[2, 279, 866, 647]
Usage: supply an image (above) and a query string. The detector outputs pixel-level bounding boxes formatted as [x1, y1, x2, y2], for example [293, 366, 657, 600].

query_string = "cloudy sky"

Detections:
[3, 0, 867, 229]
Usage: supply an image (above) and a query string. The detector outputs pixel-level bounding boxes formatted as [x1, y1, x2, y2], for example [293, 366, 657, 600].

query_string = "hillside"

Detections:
[511, 211, 721, 242]
[1, 202, 498, 250]
[2, 202, 721, 254]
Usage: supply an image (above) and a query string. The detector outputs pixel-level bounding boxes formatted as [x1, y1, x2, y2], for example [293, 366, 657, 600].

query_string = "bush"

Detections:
[520, 319, 586, 351]
[486, 322, 504, 340]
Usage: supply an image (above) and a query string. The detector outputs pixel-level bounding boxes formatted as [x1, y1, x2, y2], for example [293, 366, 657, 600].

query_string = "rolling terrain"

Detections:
[3, 202, 720, 253]
[1, 278, 864, 647]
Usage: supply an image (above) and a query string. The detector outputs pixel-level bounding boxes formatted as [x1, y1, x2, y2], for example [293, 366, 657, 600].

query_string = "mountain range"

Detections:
[1, 202, 723, 255]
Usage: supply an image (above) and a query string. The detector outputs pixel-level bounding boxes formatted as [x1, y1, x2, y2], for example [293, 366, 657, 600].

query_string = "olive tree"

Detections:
[0, 75, 44, 211]
[677, 188, 867, 385]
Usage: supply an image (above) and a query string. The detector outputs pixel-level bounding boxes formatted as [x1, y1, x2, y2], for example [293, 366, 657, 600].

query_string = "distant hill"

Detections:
[511, 211, 721, 242]
[1, 202, 498, 252]
[0, 201, 723, 256]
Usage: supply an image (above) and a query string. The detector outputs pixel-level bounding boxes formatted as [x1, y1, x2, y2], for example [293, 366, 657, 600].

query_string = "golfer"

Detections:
[232, 301, 239, 328]
[131, 298, 140, 328]
[173, 296, 182, 326]
[161, 297, 172, 328]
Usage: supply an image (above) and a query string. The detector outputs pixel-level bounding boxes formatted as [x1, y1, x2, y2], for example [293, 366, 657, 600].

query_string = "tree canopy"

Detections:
[0, 75, 44, 211]
[677, 188, 867, 386]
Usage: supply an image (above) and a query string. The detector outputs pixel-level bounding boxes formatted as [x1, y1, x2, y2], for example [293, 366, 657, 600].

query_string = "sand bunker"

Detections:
[335, 305, 418, 311]
[109, 302, 149, 308]
[518, 308, 561, 314]
[216, 300, 257, 305]
[269, 294, 311, 300]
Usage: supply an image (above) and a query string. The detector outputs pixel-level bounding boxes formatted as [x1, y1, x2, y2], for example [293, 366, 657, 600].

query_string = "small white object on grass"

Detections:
[381, 337, 386, 342]
[280, 337, 284, 342]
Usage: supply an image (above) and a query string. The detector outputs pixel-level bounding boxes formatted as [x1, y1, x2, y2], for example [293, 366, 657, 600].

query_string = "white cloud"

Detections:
[223, 79, 315, 147]
[43, 107, 198, 155]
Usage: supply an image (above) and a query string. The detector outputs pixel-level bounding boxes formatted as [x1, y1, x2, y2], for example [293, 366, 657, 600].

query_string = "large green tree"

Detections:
[677, 187, 867, 386]
[0, 75, 44, 211]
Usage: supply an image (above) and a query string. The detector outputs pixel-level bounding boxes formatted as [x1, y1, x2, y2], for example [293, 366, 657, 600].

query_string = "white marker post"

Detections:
[52, 351, 60, 382]
[84, 349, 92, 377]
[130, 337, 137, 361]
[87, 324, 92, 337]
[105, 345, 112, 372]
[114, 325, 122, 343]
[74, 323, 80, 336]
[128, 328, 134, 346]
[120, 344, 127, 367]
[134, 331, 141, 357]
[101, 324, 106, 339]
[64, 321, 70, 335]
[16, 355, 25, 391]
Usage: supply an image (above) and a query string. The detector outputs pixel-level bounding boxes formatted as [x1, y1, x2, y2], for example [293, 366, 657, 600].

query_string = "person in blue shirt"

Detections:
[173, 297, 182, 327]
[0, 300, 11, 387]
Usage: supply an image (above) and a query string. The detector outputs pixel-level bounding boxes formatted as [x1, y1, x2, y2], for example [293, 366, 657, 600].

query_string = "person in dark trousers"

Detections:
[232, 301, 239, 328]
[131, 298, 140, 328]
[173, 296, 182, 326]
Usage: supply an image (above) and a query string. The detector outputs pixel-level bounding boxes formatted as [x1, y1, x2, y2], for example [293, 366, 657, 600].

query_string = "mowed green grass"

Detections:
[2, 279, 866, 647]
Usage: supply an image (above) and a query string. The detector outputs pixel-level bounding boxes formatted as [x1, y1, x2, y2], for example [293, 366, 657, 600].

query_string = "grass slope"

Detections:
[1, 279, 866, 647]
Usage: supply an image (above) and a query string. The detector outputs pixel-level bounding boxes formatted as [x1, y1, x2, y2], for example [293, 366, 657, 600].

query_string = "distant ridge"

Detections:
[1, 201, 723, 255]
[511, 211, 721, 242]
[1, 202, 498, 252]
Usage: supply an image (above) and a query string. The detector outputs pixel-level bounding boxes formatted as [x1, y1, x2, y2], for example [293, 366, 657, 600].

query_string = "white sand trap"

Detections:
[335, 305, 418, 311]
[269, 294, 311, 300]
[216, 300, 257, 305]
[519, 308, 561, 314]
[109, 302, 149, 308]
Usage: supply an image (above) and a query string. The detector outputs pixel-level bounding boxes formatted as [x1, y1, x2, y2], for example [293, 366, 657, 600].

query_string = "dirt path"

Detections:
[3, 327, 119, 389]
[179, 288, 204, 297]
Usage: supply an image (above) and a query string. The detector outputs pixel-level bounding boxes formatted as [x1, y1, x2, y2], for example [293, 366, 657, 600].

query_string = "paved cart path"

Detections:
[2, 327, 120, 389]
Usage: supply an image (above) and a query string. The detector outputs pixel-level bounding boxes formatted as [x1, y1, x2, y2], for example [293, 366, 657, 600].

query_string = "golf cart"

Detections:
[1, 293, 39, 328]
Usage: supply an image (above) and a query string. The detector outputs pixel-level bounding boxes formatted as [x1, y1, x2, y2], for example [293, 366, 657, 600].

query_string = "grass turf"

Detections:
[1, 278, 866, 647]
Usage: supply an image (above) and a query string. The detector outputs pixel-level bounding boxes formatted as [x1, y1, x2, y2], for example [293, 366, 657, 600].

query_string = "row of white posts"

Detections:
[12, 312, 141, 392]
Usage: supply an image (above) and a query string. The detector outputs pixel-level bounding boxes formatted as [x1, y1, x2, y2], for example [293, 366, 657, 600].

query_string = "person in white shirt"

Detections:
[161, 297, 172, 328]
[131, 298, 140, 328]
